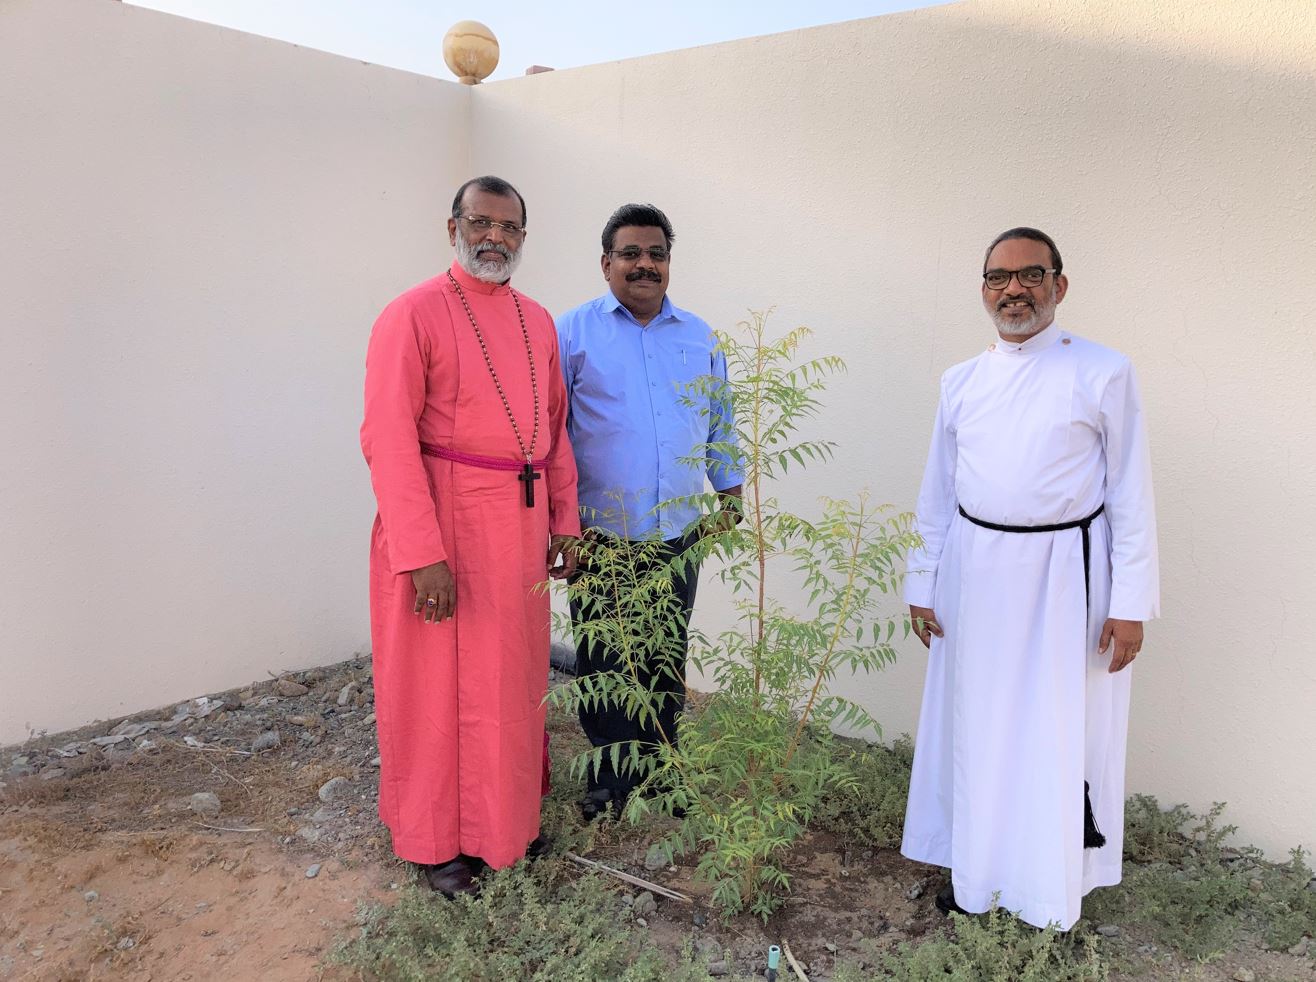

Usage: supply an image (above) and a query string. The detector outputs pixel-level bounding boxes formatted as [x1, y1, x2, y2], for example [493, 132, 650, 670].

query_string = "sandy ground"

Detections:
[0, 831, 387, 981]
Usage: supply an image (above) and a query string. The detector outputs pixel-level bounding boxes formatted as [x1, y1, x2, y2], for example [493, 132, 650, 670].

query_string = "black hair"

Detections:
[983, 227, 1063, 274]
[601, 203, 675, 253]
[451, 175, 527, 226]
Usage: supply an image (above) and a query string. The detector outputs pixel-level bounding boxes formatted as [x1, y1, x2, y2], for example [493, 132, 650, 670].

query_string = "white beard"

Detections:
[990, 296, 1056, 338]
[455, 235, 522, 284]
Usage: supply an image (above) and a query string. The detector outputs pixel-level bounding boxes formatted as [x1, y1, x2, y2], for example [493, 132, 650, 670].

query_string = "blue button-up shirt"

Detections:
[557, 293, 743, 539]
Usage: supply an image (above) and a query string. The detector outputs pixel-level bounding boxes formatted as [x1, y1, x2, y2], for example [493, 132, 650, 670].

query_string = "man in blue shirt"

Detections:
[557, 203, 743, 820]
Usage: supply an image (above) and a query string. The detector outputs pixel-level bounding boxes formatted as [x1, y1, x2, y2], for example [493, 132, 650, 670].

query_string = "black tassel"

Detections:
[1084, 780, 1106, 849]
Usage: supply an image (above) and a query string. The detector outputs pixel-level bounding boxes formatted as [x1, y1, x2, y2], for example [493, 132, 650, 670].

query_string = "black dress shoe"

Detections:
[934, 882, 970, 916]
[526, 834, 552, 859]
[580, 789, 614, 822]
[422, 858, 480, 898]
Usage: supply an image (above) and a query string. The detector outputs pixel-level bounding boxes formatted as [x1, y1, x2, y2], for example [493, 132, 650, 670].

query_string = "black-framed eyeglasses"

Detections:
[983, 266, 1057, 290]
[459, 215, 526, 237]
[607, 247, 670, 263]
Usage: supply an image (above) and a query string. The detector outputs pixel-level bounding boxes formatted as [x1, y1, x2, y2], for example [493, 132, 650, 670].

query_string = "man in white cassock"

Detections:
[901, 227, 1159, 931]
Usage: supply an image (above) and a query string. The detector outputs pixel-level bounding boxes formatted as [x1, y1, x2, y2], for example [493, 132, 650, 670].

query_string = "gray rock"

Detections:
[825, 942, 837, 953]
[297, 826, 323, 844]
[39, 767, 66, 781]
[311, 806, 337, 824]
[1096, 924, 1121, 938]
[370, 756, 381, 767]
[189, 792, 222, 817]
[635, 917, 648, 928]
[1248, 878, 1264, 894]
[115, 937, 135, 951]
[1287, 938, 1309, 956]
[89, 734, 130, 747]
[12, 755, 29, 767]
[318, 777, 350, 802]
[276, 678, 309, 698]
[633, 890, 657, 919]
[904, 882, 924, 900]
[337, 684, 357, 707]
[362, 713, 377, 727]
[644, 843, 670, 872]
[692, 912, 708, 927]
[251, 730, 281, 752]
[707, 960, 729, 977]
[1232, 969, 1256, 982]
[305, 863, 322, 879]
[110, 721, 158, 738]
[84, 890, 99, 902]
[1307, 876, 1316, 893]
[257, 696, 279, 708]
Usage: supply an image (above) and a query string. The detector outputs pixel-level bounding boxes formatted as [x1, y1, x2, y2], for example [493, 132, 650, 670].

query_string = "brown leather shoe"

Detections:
[422, 858, 480, 898]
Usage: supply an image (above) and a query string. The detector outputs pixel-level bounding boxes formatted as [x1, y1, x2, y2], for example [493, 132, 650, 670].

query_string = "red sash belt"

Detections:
[420, 442, 548, 471]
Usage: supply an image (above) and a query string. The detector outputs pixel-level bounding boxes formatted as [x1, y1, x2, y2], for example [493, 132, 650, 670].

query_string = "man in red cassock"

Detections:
[360, 175, 580, 896]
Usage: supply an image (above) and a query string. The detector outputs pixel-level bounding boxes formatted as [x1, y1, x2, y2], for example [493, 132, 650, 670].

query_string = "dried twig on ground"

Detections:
[564, 852, 692, 903]
[782, 940, 810, 981]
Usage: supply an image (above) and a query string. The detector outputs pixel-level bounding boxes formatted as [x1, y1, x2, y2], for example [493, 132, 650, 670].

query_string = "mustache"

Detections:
[626, 269, 662, 282]
[475, 242, 514, 261]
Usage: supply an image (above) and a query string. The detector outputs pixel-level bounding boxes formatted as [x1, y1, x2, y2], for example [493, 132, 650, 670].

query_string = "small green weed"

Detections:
[835, 909, 1108, 981]
[333, 860, 716, 982]
[813, 735, 914, 850]
[1086, 797, 1316, 959]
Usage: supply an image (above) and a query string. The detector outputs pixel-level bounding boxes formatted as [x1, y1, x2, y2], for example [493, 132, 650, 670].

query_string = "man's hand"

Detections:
[1100, 618, 1143, 673]
[411, 561, 455, 623]
[910, 605, 943, 648]
[702, 485, 744, 537]
[546, 535, 578, 580]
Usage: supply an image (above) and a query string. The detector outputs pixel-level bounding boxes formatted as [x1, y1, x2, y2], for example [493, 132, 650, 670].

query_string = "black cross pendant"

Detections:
[518, 462, 541, 508]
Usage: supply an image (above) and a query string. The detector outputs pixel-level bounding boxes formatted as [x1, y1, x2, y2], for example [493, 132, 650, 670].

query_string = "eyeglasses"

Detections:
[459, 215, 526, 237]
[607, 247, 670, 263]
[983, 266, 1057, 290]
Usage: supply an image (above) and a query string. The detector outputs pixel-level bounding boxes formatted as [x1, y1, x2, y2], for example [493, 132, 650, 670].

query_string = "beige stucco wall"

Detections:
[471, 0, 1316, 857]
[0, 0, 469, 742]
[3, 0, 1313, 857]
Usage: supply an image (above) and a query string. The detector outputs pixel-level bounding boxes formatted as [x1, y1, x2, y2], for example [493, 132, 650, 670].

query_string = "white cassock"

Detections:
[901, 321, 1159, 930]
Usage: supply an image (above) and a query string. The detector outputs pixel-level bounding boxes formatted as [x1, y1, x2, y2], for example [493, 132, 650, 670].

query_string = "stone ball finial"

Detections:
[443, 21, 499, 85]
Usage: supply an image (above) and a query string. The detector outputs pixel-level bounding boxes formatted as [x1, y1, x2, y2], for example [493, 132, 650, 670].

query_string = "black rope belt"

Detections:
[956, 503, 1105, 608]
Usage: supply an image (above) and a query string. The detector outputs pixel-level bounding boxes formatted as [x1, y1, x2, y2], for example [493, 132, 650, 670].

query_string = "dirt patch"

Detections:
[0, 831, 386, 981]
[1, 658, 397, 980]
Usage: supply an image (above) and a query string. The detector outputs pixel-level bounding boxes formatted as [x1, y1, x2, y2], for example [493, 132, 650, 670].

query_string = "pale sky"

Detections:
[125, 0, 953, 82]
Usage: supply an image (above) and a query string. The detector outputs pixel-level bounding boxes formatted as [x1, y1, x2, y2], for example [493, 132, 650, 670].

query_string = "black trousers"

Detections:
[569, 532, 700, 800]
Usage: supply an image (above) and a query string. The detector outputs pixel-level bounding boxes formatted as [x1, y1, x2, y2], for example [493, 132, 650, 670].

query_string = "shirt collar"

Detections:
[602, 291, 688, 326]
[447, 259, 512, 296]
[992, 320, 1062, 354]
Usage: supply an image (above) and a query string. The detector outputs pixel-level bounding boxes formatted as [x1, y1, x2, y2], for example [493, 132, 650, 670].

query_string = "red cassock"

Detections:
[361, 261, 580, 868]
